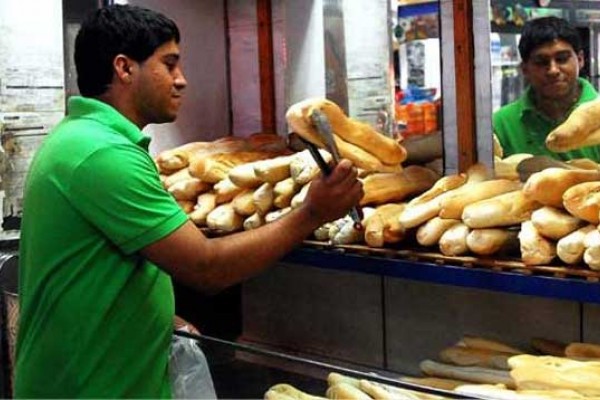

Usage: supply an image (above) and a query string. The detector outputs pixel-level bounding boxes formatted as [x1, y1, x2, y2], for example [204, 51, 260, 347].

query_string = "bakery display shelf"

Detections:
[284, 241, 600, 304]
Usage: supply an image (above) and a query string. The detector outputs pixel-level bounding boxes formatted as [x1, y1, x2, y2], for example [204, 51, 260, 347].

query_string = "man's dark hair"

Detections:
[518, 16, 582, 62]
[74, 5, 180, 97]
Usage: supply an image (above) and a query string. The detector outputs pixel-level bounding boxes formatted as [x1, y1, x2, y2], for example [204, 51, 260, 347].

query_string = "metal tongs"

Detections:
[307, 109, 364, 230]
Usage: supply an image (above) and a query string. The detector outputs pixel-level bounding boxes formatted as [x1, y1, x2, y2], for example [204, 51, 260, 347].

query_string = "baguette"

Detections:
[439, 223, 470, 256]
[155, 141, 212, 173]
[458, 335, 523, 354]
[546, 99, 600, 152]
[563, 181, 600, 224]
[530, 206, 584, 240]
[327, 372, 360, 388]
[253, 155, 294, 184]
[440, 346, 513, 370]
[192, 151, 280, 183]
[163, 167, 194, 189]
[398, 376, 470, 391]
[364, 203, 406, 247]
[360, 166, 439, 206]
[253, 182, 275, 215]
[509, 354, 600, 396]
[455, 384, 586, 400]
[523, 168, 600, 208]
[265, 384, 326, 400]
[494, 153, 533, 180]
[325, 383, 371, 400]
[462, 190, 540, 229]
[287, 98, 407, 166]
[243, 212, 264, 231]
[557, 225, 596, 264]
[584, 244, 600, 270]
[167, 178, 211, 201]
[291, 183, 310, 209]
[439, 180, 521, 220]
[416, 217, 461, 247]
[206, 203, 244, 232]
[565, 342, 600, 360]
[518, 221, 556, 266]
[228, 161, 263, 189]
[466, 229, 519, 256]
[407, 173, 468, 206]
[189, 192, 217, 226]
[213, 178, 244, 204]
[231, 189, 257, 216]
[420, 360, 515, 388]
[273, 178, 299, 209]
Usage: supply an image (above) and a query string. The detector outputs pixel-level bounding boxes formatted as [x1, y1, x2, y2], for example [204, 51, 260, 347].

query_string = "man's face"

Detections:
[132, 40, 187, 125]
[521, 39, 583, 101]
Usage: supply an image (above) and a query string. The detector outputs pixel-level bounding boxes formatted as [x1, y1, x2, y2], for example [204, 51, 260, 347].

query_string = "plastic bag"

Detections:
[169, 329, 217, 399]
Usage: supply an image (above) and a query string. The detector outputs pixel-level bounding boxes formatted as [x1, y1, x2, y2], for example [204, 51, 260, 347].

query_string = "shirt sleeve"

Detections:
[67, 144, 189, 254]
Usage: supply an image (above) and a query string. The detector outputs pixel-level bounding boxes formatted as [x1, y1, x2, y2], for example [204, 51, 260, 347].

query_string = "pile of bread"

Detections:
[264, 371, 448, 400]
[156, 97, 600, 269]
[262, 337, 600, 400]
[411, 335, 600, 399]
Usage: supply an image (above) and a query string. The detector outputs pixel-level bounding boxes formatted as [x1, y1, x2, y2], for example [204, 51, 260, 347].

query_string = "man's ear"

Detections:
[114, 55, 134, 83]
[577, 50, 585, 70]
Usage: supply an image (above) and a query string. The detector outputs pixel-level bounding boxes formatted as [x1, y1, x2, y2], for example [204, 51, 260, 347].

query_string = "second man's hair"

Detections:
[518, 16, 582, 62]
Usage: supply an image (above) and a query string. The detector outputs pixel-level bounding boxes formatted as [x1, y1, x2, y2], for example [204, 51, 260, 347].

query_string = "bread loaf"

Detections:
[253, 155, 294, 184]
[466, 229, 519, 256]
[584, 244, 600, 270]
[155, 141, 212, 173]
[530, 206, 584, 240]
[494, 153, 533, 180]
[189, 192, 217, 226]
[407, 173, 468, 206]
[192, 151, 280, 183]
[523, 168, 600, 208]
[546, 99, 600, 152]
[398, 376, 470, 391]
[213, 178, 244, 204]
[264, 383, 325, 400]
[455, 384, 585, 400]
[420, 360, 515, 388]
[458, 335, 524, 354]
[509, 354, 600, 396]
[273, 178, 299, 209]
[253, 182, 275, 215]
[565, 342, 600, 360]
[439, 223, 470, 256]
[287, 98, 407, 165]
[228, 162, 263, 189]
[243, 212, 264, 231]
[416, 217, 461, 247]
[167, 178, 211, 201]
[265, 207, 292, 224]
[231, 190, 257, 216]
[291, 183, 310, 209]
[462, 190, 540, 229]
[519, 221, 556, 266]
[567, 158, 600, 170]
[289, 149, 331, 185]
[439, 180, 521, 220]
[360, 166, 439, 206]
[327, 372, 360, 388]
[326, 383, 371, 400]
[364, 203, 406, 247]
[563, 181, 600, 224]
[440, 346, 513, 370]
[163, 167, 194, 188]
[286, 99, 404, 172]
[556, 225, 596, 265]
[206, 203, 244, 232]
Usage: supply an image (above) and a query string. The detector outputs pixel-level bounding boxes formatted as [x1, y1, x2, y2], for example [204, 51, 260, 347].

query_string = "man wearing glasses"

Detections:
[493, 16, 600, 161]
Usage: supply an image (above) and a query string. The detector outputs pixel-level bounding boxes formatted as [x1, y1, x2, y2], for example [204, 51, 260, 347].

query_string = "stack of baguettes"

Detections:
[156, 98, 445, 241]
[409, 335, 600, 399]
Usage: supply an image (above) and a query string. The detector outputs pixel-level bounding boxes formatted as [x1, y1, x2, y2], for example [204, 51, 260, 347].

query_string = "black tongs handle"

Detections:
[297, 137, 363, 230]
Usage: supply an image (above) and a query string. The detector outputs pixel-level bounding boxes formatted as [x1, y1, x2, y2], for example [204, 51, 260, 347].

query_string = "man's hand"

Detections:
[302, 159, 363, 225]
[174, 315, 200, 335]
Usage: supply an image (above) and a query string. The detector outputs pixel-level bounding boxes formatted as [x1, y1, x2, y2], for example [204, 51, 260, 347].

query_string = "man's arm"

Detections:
[141, 160, 362, 294]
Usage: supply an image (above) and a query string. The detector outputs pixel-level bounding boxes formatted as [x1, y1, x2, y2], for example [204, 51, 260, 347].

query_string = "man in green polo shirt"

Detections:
[493, 16, 600, 161]
[14, 5, 363, 399]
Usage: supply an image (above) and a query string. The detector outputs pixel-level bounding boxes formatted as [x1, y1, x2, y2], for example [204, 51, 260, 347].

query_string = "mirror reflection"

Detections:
[490, 1, 600, 168]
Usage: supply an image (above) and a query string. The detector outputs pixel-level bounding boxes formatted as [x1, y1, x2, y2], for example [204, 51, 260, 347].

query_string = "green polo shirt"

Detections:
[493, 78, 600, 161]
[15, 96, 189, 398]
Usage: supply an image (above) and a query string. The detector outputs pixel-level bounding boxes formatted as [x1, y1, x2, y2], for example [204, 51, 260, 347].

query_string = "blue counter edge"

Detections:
[284, 247, 600, 304]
